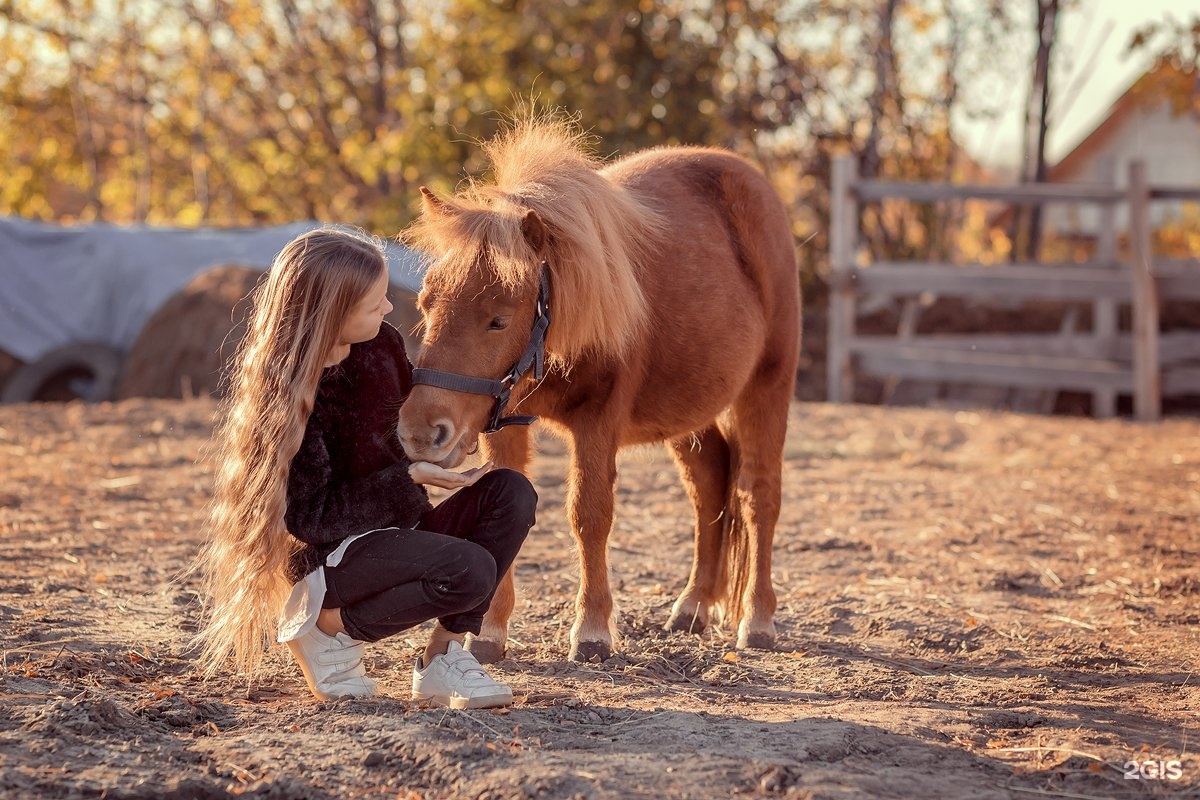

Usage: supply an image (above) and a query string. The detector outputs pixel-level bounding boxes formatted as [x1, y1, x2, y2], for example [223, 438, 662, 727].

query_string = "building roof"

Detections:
[1049, 63, 1199, 182]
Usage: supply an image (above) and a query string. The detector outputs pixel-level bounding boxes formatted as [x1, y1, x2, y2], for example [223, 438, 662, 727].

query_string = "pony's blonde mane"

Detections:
[405, 117, 666, 363]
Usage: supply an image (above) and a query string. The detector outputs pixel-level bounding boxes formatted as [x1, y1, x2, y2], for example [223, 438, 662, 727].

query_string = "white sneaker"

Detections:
[286, 626, 378, 701]
[412, 640, 513, 709]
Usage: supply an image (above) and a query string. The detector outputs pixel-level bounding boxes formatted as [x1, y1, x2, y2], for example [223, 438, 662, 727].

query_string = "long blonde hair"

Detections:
[191, 227, 387, 677]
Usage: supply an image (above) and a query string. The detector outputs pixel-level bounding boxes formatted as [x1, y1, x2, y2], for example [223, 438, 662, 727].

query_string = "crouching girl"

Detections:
[192, 227, 535, 707]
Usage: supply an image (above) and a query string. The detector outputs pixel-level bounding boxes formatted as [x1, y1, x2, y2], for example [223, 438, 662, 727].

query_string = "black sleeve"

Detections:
[284, 422, 431, 546]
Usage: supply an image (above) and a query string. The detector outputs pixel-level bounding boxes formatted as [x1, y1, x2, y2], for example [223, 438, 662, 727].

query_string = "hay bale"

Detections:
[116, 265, 424, 400]
[116, 265, 262, 400]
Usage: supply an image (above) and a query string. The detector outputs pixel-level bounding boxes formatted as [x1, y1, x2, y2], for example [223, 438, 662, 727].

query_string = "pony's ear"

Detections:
[521, 208, 549, 255]
[419, 186, 448, 216]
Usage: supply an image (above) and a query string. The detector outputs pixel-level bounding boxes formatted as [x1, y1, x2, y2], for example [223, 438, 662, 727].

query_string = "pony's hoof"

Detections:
[738, 630, 776, 651]
[664, 610, 706, 635]
[569, 640, 612, 662]
[465, 637, 506, 664]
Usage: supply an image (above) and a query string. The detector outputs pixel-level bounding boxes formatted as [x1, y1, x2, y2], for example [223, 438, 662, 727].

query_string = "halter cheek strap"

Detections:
[411, 263, 551, 433]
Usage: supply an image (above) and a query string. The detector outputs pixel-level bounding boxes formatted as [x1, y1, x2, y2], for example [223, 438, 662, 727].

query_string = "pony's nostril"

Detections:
[432, 421, 454, 449]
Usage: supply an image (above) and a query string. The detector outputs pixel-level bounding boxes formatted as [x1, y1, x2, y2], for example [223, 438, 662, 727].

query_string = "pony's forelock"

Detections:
[409, 200, 536, 294]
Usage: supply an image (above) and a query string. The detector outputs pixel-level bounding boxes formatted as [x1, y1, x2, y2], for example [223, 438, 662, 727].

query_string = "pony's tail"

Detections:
[713, 436, 749, 633]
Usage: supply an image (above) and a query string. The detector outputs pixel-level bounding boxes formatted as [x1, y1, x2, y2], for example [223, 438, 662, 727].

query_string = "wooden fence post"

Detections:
[1091, 159, 1118, 418]
[828, 154, 859, 403]
[1127, 160, 1161, 421]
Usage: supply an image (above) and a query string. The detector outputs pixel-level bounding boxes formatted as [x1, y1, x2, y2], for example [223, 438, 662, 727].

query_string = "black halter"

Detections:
[411, 264, 551, 434]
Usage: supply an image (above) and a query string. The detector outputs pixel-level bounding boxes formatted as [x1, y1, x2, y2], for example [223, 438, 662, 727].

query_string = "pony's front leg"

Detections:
[467, 424, 532, 664]
[567, 434, 620, 662]
[469, 568, 515, 664]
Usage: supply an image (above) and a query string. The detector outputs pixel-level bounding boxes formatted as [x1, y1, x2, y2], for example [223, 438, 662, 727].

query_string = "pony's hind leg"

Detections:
[727, 366, 793, 650]
[665, 425, 731, 635]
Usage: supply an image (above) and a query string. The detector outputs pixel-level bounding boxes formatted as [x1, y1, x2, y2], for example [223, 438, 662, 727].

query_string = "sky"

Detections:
[955, 0, 1200, 170]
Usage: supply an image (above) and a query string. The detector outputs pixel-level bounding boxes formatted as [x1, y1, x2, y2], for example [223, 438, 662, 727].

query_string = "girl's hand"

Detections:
[408, 460, 494, 489]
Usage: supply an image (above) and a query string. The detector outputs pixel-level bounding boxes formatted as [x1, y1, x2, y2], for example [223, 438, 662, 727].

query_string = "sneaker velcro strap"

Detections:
[317, 642, 364, 666]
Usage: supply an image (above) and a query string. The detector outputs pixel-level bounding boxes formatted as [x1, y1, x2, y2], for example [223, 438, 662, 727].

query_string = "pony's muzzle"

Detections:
[397, 415, 462, 465]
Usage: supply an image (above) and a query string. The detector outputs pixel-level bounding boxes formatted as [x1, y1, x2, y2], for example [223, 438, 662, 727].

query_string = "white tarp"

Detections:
[0, 216, 426, 362]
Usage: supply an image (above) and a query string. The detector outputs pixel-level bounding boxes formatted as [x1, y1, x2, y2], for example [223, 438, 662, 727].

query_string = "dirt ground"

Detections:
[0, 397, 1197, 799]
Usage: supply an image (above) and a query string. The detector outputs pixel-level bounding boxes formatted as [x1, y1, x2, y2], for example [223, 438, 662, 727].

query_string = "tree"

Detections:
[0, 0, 736, 230]
[0, 0, 1027, 281]
[1011, 0, 1060, 260]
[1127, 13, 1200, 114]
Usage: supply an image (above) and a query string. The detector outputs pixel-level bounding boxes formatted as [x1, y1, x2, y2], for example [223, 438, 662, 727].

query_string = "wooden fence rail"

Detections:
[827, 156, 1200, 421]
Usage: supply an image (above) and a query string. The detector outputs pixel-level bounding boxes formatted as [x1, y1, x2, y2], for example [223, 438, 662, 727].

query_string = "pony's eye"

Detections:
[488, 317, 510, 331]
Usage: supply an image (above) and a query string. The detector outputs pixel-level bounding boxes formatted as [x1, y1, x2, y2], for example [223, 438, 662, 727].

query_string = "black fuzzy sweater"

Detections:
[284, 322, 432, 583]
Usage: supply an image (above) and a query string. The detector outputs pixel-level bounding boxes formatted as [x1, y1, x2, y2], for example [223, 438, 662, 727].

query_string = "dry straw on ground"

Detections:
[0, 399, 1196, 799]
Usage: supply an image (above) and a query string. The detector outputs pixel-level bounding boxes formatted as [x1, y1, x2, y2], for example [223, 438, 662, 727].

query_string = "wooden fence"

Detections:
[827, 156, 1200, 421]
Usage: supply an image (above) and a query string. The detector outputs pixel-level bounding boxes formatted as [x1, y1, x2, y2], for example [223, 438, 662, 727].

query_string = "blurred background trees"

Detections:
[1, 0, 1196, 280]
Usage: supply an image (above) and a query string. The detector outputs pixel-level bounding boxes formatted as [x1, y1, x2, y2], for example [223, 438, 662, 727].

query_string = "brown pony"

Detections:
[398, 118, 800, 663]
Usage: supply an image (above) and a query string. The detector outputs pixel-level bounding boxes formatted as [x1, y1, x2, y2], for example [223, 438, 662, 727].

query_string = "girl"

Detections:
[192, 227, 536, 708]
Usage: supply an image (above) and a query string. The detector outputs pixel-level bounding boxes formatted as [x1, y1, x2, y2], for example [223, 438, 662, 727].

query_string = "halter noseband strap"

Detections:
[411, 263, 551, 434]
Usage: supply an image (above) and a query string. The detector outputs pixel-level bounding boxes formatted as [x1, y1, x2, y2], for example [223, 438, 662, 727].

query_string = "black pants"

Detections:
[322, 469, 537, 642]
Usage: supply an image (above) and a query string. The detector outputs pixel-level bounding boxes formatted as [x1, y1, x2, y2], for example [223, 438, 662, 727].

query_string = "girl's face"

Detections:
[339, 268, 393, 346]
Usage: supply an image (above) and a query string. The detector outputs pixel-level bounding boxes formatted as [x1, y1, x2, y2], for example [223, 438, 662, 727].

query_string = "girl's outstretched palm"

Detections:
[408, 460, 494, 489]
